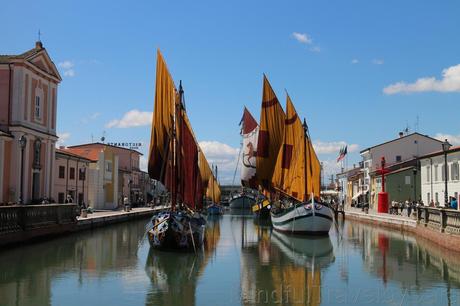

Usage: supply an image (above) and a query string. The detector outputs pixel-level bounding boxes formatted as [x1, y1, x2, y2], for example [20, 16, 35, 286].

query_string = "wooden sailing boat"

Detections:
[206, 165, 223, 215]
[147, 50, 208, 250]
[270, 94, 333, 235]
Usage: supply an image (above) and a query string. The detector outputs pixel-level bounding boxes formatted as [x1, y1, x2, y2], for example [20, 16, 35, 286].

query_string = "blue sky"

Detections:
[2, 0, 460, 183]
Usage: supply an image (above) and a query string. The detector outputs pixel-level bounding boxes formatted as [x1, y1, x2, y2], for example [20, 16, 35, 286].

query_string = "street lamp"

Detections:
[80, 165, 86, 208]
[442, 139, 452, 207]
[18, 135, 27, 204]
[412, 167, 417, 202]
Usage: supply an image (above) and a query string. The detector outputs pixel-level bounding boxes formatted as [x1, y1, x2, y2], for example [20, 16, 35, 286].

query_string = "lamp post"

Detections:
[442, 139, 452, 207]
[19, 135, 27, 204]
[412, 167, 417, 202]
[80, 165, 86, 208]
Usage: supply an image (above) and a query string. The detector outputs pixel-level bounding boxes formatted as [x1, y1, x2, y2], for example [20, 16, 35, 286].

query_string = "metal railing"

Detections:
[417, 207, 460, 234]
[0, 204, 77, 235]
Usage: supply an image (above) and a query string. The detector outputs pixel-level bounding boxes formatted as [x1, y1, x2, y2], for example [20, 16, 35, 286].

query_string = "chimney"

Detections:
[399, 132, 404, 138]
[35, 41, 43, 50]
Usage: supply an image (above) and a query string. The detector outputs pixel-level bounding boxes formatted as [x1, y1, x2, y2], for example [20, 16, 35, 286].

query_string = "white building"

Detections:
[360, 132, 442, 208]
[420, 146, 460, 208]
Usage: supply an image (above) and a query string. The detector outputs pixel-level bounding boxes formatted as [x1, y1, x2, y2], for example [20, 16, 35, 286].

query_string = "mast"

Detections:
[303, 118, 309, 202]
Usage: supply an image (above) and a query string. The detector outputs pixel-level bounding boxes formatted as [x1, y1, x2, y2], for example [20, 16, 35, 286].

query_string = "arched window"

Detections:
[34, 86, 43, 121]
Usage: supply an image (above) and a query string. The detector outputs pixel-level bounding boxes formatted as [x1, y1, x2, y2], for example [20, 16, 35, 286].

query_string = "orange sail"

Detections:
[256, 75, 285, 189]
[272, 95, 306, 202]
[307, 139, 321, 198]
[148, 50, 176, 185]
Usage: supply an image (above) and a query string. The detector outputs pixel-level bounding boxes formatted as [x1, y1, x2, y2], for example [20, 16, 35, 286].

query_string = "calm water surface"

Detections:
[1, 213, 460, 306]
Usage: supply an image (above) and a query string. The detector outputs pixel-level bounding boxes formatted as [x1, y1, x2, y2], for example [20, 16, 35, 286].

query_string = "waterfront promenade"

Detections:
[345, 206, 460, 252]
[0, 205, 167, 248]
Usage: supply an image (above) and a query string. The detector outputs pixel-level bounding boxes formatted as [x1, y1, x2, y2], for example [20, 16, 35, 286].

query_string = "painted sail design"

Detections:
[148, 50, 176, 188]
[240, 107, 259, 188]
[272, 95, 307, 201]
[256, 75, 286, 189]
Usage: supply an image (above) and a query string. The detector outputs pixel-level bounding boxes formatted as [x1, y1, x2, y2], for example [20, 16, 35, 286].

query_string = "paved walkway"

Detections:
[345, 207, 417, 228]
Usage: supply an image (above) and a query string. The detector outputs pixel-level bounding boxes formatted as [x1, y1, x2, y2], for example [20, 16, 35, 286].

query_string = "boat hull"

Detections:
[207, 204, 222, 215]
[271, 201, 333, 235]
[229, 195, 255, 209]
[148, 211, 206, 251]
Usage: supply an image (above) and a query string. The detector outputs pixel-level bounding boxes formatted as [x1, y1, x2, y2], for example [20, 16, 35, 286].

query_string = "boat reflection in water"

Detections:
[240, 218, 335, 306]
[144, 215, 221, 306]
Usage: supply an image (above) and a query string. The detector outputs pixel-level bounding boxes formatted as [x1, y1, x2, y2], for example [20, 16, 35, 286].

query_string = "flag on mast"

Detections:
[337, 145, 347, 163]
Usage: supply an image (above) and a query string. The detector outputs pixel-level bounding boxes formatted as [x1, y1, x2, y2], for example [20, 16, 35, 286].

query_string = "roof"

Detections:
[56, 148, 93, 162]
[360, 132, 442, 154]
[63, 147, 103, 162]
[0, 41, 62, 81]
[419, 145, 460, 159]
[68, 142, 143, 156]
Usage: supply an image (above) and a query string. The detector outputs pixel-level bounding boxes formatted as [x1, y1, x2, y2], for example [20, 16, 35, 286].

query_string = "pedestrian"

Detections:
[451, 197, 458, 210]
[408, 201, 413, 217]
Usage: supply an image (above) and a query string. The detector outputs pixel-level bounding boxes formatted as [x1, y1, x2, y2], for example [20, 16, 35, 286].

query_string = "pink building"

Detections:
[67, 143, 142, 206]
[0, 41, 61, 204]
[54, 148, 91, 204]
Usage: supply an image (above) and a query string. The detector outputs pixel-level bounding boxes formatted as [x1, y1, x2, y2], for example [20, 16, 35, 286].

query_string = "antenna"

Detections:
[38, 29, 41, 42]
[100, 131, 106, 143]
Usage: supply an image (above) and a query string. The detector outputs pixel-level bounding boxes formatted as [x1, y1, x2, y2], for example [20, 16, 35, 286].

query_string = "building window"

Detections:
[434, 165, 439, 181]
[33, 139, 41, 169]
[79, 168, 86, 180]
[435, 192, 439, 204]
[426, 166, 430, 183]
[427, 192, 430, 204]
[70, 167, 75, 180]
[35, 96, 41, 119]
[396, 155, 402, 162]
[451, 162, 459, 181]
[58, 192, 65, 203]
[405, 176, 411, 185]
[59, 166, 65, 179]
[105, 161, 112, 173]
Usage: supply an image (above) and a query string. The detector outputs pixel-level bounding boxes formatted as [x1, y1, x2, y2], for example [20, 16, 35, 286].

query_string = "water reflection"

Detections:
[144, 215, 221, 306]
[0, 220, 146, 306]
[240, 218, 334, 306]
[1, 216, 460, 306]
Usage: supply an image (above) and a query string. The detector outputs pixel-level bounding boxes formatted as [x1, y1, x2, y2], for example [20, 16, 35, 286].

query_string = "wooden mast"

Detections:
[302, 118, 309, 202]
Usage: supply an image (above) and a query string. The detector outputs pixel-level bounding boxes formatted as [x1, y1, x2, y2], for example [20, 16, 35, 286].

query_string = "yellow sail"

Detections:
[272, 95, 306, 202]
[148, 50, 176, 183]
[199, 151, 212, 195]
[256, 75, 285, 189]
[206, 175, 221, 203]
[307, 139, 321, 198]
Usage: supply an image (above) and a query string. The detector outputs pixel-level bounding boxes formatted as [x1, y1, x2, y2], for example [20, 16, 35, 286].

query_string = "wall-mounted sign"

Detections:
[107, 142, 143, 150]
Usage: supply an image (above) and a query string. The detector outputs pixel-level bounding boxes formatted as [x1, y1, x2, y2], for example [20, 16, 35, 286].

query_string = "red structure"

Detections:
[377, 157, 390, 213]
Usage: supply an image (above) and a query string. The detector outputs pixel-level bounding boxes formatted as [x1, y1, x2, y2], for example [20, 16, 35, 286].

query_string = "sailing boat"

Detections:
[229, 107, 259, 211]
[147, 50, 208, 250]
[206, 165, 223, 215]
[270, 94, 333, 235]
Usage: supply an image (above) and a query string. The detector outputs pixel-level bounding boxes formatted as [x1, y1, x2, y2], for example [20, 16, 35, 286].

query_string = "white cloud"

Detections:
[199, 141, 240, 184]
[372, 59, 384, 65]
[321, 159, 344, 177]
[56, 132, 71, 148]
[383, 64, 460, 95]
[106, 109, 152, 128]
[58, 61, 74, 69]
[58, 60, 75, 77]
[63, 69, 75, 77]
[81, 112, 100, 124]
[434, 133, 460, 146]
[310, 46, 321, 53]
[313, 140, 359, 155]
[351, 59, 359, 64]
[292, 32, 312, 44]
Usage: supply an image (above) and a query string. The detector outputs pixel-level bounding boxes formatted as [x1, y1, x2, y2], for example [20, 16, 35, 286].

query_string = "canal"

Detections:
[1, 213, 459, 306]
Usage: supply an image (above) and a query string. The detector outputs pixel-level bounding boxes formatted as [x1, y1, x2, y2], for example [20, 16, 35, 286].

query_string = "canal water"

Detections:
[1, 212, 460, 306]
